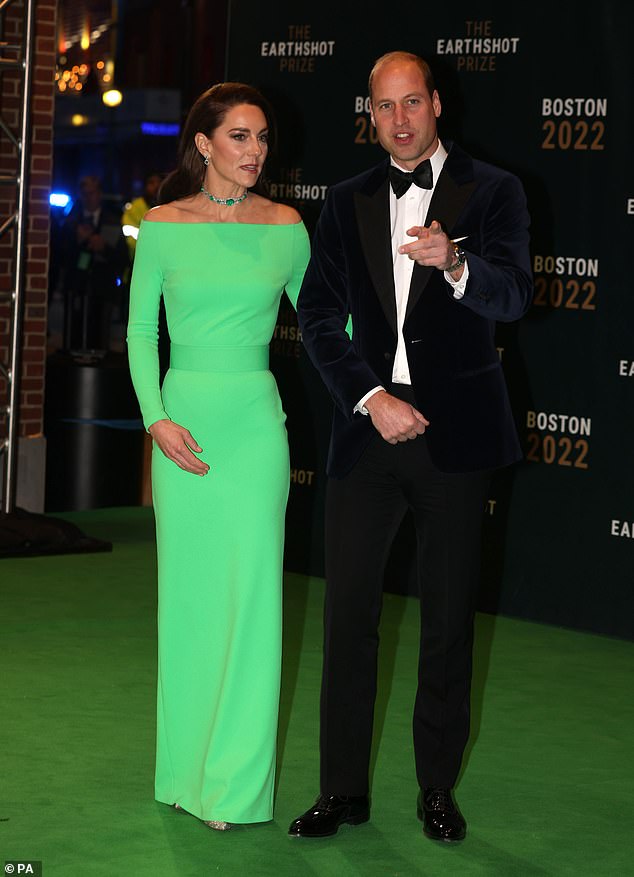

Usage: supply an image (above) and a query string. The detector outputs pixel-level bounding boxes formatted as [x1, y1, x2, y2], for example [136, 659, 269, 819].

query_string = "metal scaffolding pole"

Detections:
[0, 0, 35, 514]
[0, 1, 111, 557]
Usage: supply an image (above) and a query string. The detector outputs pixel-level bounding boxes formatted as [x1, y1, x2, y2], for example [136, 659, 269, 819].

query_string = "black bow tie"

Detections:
[389, 160, 433, 198]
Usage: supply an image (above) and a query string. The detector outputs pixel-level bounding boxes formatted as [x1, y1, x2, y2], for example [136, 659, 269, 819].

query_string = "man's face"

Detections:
[144, 174, 161, 206]
[80, 179, 102, 212]
[370, 61, 441, 170]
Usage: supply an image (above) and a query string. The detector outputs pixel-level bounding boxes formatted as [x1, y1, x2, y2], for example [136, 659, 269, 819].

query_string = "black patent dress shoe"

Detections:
[417, 787, 466, 842]
[288, 794, 370, 838]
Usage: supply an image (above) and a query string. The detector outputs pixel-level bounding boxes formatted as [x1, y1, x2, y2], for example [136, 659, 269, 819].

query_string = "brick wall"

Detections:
[0, 0, 57, 440]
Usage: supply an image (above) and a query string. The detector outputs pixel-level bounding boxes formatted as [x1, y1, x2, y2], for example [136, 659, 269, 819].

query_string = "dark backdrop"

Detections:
[224, 1, 634, 640]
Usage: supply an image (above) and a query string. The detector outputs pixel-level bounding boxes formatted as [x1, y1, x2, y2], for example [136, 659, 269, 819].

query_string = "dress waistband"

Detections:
[169, 344, 269, 372]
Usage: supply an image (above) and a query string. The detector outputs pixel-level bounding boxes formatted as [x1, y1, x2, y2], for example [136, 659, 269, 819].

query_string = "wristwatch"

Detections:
[446, 244, 466, 273]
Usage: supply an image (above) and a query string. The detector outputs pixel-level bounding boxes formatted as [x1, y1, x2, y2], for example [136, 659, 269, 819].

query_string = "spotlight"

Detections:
[102, 89, 123, 108]
[50, 193, 71, 208]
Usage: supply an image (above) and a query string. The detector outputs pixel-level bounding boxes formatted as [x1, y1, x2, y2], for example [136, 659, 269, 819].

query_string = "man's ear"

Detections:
[432, 90, 442, 119]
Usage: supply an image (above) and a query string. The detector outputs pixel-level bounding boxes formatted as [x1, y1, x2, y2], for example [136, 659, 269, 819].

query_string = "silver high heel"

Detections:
[174, 803, 233, 830]
[203, 820, 233, 831]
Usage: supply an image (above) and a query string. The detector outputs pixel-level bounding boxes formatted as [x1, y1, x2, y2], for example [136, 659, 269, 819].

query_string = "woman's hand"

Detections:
[148, 419, 210, 476]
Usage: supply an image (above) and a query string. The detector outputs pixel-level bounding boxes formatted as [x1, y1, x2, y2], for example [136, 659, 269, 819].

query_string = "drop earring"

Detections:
[203, 155, 209, 166]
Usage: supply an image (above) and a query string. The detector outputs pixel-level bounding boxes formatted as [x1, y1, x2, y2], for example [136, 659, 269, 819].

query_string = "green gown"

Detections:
[127, 219, 310, 823]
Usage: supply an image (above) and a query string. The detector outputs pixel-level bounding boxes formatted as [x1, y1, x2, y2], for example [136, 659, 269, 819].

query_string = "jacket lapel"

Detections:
[354, 167, 397, 332]
[405, 147, 477, 321]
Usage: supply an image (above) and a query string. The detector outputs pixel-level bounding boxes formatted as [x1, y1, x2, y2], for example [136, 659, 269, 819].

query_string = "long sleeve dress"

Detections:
[127, 219, 310, 823]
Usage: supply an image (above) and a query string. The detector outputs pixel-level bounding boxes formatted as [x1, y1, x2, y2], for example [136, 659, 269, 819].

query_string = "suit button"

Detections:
[384, 352, 391, 360]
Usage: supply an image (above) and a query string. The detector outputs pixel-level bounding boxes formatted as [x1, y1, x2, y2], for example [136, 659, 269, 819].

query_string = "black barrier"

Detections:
[227, 2, 634, 639]
[45, 352, 145, 512]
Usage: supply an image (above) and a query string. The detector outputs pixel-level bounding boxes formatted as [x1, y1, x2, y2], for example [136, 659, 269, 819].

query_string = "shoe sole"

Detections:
[288, 813, 370, 838]
[422, 827, 466, 843]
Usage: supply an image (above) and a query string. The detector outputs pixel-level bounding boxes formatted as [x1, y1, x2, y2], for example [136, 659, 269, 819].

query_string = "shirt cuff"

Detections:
[354, 385, 385, 415]
[444, 259, 469, 299]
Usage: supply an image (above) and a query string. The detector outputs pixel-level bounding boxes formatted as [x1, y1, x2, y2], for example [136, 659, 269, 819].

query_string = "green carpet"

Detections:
[2, 507, 633, 876]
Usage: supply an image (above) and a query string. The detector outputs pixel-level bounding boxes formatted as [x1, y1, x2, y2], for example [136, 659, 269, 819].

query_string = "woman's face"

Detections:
[202, 103, 269, 189]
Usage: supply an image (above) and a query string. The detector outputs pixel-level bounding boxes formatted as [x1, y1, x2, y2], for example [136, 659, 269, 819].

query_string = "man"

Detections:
[121, 172, 162, 262]
[61, 175, 128, 351]
[288, 52, 532, 842]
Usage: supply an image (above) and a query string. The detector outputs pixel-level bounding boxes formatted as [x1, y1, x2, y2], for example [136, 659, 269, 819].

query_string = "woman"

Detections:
[127, 83, 309, 830]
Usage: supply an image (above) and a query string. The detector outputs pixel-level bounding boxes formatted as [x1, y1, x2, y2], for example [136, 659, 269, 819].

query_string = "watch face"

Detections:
[448, 247, 466, 271]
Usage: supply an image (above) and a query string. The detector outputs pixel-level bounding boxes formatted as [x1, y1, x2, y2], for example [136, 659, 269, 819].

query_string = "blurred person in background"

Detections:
[60, 175, 128, 352]
[121, 171, 163, 263]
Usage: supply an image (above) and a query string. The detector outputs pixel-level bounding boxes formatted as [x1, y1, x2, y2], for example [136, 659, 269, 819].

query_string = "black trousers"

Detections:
[320, 399, 491, 795]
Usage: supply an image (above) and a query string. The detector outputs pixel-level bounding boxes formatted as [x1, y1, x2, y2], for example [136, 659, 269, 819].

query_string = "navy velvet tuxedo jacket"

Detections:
[297, 142, 533, 477]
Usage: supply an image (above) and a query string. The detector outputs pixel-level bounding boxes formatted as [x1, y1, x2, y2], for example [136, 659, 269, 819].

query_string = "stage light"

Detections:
[81, 20, 90, 51]
[71, 114, 88, 126]
[50, 193, 71, 208]
[141, 122, 180, 136]
[102, 89, 123, 107]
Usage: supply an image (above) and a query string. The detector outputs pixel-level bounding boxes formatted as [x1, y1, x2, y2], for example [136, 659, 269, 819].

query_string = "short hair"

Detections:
[368, 52, 436, 101]
[79, 175, 102, 192]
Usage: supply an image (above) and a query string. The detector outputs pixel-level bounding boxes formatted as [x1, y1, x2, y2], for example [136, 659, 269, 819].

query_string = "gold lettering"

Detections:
[288, 24, 311, 39]
[465, 19, 492, 36]
[456, 55, 496, 71]
[541, 119, 605, 150]
[526, 432, 590, 469]
[290, 468, 315, 486]
[279, 57, 315, 73]
[533, 276, 597, 311]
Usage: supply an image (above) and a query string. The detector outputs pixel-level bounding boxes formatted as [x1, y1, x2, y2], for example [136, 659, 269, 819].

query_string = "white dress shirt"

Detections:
[356, 141, 469, 413]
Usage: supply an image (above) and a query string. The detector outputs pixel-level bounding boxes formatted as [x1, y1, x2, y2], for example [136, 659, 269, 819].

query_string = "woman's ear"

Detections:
[194, 132, 210, 158]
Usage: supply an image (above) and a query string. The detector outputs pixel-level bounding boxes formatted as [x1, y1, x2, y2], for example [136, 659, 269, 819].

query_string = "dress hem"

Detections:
[157, 796, 274, 825]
